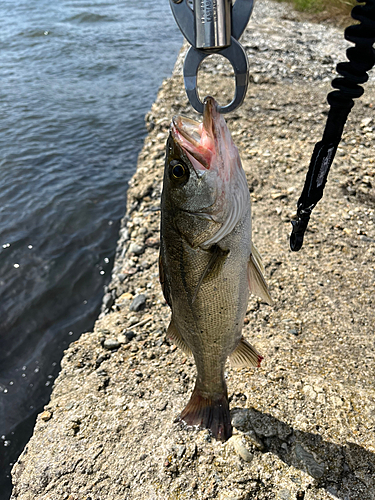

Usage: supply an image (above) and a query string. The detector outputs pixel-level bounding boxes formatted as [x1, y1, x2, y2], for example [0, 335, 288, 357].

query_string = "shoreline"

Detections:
[11, 1, 375, 499]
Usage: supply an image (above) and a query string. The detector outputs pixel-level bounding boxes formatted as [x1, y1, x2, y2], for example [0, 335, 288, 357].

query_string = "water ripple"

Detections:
[0, 0, 182, 497]
[65, 12, 115, 23]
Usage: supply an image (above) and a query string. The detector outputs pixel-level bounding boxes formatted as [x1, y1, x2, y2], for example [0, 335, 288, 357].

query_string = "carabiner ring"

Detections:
[183, 37, 249, 114]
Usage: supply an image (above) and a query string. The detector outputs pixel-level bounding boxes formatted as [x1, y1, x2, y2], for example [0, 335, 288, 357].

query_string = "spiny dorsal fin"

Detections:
[167, 318, 192, 356]
[248, 251, 273, 305]
[229, 337, 263, 368]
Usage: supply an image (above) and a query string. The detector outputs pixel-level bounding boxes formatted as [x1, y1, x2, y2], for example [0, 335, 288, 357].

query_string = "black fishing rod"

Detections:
[290, 0, 375, 251]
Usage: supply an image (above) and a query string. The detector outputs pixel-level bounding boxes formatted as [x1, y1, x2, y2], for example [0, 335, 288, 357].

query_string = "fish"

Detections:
[159, 96, 272, 441]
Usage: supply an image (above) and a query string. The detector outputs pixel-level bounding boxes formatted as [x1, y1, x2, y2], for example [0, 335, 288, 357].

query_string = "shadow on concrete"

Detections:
[231, 407, 375, 500]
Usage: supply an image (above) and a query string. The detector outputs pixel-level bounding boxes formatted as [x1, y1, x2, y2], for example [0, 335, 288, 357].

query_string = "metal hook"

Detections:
[170, 0, 254, 114]
[183, 38, 249, 114]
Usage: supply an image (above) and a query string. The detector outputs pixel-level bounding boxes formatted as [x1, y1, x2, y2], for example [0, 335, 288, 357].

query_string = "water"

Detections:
[0, 1, 182, 497]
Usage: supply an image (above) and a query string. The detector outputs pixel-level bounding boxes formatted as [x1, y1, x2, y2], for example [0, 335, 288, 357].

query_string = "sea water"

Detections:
[0, 1, 181, 497]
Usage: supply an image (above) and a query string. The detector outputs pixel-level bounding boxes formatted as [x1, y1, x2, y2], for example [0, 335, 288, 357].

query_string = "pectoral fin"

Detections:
[229, 337, 263, 368]
[167, 317, 192, 356]
[248, 246, 273, 305]
[192, 245, 228, 304]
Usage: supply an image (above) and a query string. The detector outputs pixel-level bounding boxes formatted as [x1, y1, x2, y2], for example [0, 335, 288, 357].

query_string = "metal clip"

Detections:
[170, 0, 254, 114]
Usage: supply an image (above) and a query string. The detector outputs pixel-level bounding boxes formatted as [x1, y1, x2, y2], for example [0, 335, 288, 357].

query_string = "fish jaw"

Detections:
[171, 116, 212, 176]
[170, 97, 250, 247]
[171, 96, 239, 181]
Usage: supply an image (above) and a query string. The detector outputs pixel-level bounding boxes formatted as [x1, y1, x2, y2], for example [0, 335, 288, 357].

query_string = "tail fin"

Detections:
[177, 384, 232, 441]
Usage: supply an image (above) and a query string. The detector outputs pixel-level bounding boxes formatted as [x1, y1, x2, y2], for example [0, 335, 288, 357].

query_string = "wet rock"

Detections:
[129, 294, 146, 312]
[128, 242, 145, 256]
[229, 435, 253, 462]
[102, 293, 114, 310]
[40, 411, 52, 422]
[103, 339, 121, 350]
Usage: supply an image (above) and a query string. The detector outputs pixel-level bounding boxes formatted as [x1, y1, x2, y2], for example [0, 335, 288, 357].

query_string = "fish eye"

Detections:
[169, 160, 188, 182]
[172, 163, 185, 179]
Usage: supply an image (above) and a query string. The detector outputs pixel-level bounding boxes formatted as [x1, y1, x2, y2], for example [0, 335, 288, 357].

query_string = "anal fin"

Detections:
[167, 317, 192, 356]
[229, 336, 263, 368]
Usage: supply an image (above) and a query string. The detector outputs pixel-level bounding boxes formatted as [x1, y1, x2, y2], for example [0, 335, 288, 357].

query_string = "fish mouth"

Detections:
[171, 96, 218, 172]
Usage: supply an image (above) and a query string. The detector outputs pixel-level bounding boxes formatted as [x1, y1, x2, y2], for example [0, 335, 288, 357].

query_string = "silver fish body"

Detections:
[160, 97, 271, 440]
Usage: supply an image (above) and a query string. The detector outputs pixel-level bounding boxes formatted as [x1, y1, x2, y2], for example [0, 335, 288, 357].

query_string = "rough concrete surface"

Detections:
[11, 1, 375, 499]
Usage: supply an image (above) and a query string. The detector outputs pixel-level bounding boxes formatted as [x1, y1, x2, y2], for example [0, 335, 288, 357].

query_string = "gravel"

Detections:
[11, 2, 375, 500]
[129, 294, 147, 312]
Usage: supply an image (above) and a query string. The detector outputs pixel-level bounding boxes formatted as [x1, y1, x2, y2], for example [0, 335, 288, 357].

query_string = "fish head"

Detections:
[162, 96, 250, 248]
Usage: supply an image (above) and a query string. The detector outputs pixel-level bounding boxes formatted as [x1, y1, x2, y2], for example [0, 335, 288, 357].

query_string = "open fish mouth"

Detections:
[172, 115, 202, 147]
[171, 97, 218, 172]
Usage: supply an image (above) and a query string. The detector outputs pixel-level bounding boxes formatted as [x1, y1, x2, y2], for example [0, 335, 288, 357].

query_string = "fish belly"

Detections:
[162, 211, 251, 440]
